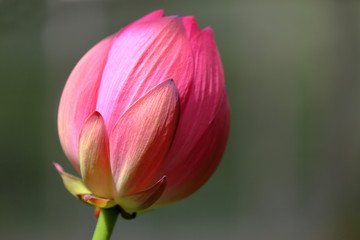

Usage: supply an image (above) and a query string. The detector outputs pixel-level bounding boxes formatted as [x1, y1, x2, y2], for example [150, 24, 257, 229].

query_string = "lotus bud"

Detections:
[54, 9, 230, 217]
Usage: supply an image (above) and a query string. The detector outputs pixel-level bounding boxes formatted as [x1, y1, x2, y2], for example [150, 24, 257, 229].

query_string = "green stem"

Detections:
[92, 207, 119, 240]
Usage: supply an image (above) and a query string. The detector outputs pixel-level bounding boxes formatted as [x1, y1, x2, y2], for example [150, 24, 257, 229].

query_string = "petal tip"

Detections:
[159, 175, 167, 183]
[87, 111, 104, 121]
[160, 15, 183, 27]
[201, 26, 214, 36]
[84, 194, 92, 201]
[152, 9, 164, 16]
[93, 111, 102, 117]
[163, 79, 178, 92]
[181, 16, 201, 38]
[53, 162, 64, 173]
[164, 78, 175, 86]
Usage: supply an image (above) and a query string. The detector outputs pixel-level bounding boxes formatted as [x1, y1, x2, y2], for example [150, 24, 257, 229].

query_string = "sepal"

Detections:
[53, 162, 91, 196]
[54, 162, 116, 208]
[77, 194, 116, 208]
[115, 176, 167, 213]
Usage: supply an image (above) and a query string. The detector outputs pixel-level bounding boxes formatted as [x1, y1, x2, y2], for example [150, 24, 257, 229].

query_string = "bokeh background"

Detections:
[1, 0, 360, 239]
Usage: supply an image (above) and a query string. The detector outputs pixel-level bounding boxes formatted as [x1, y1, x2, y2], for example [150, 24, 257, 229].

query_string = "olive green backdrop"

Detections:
[1, 0, 360, 239]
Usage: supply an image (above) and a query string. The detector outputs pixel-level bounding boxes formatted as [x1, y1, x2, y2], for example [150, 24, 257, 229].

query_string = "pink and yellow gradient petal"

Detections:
[78, 112, 114, 199]
[110, 80, 180, 196]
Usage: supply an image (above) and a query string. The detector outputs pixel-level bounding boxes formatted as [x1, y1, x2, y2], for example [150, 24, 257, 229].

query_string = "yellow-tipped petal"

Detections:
[53, 162, 91, 197]
[79, 112, 114, 199]
[110, 80, 179, 195]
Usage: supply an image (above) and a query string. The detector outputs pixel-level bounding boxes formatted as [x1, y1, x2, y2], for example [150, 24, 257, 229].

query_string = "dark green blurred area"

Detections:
[1, 0, 360, 239]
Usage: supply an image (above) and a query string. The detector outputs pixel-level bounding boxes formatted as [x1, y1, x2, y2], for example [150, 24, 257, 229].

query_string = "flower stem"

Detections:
[92, 207, 119, 240]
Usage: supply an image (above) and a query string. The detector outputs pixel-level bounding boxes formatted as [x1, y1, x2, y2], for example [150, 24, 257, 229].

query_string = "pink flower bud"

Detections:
[54, 10, 230, 215]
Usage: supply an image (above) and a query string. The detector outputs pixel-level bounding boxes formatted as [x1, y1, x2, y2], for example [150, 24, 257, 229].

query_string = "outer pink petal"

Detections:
[154, 92, 230, 206]
[115, 9, 165, 38]
[96, 16, 193, 133]
[181, 16, 200, 40]
[110, 80, 180, 196]
[162, 27, 225, 173]
[78, 112, 114, 199]
[116, 176, 167, 213]
[58, 36, 114, 173]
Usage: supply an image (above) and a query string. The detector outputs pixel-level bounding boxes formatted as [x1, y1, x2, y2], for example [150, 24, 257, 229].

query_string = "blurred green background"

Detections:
[1, 0, 360, 239]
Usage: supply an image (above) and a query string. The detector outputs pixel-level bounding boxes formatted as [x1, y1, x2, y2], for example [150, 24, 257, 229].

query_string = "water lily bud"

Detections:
[54, 9, 230, 216]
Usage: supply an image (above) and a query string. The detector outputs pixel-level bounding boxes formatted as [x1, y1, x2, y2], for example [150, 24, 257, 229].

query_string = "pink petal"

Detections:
[96, 16, 193, 133]
[78, 112, 114, 199]
[110, 80, 180, 196]
[58, 36, 114, 173]
[116, 176, 167, 213]
[116, 9, 165, 38]
[163, 27, 225, 173]
[154, 93, 230, 206]
[181, 16, 201, 40]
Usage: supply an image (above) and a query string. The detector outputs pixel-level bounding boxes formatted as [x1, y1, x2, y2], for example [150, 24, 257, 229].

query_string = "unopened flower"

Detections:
[54, 9, 230, 216]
